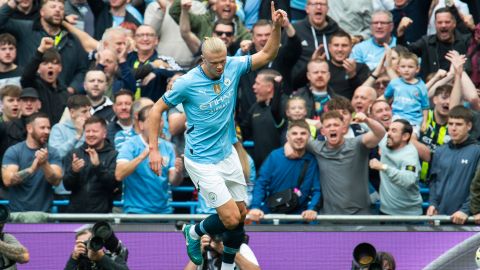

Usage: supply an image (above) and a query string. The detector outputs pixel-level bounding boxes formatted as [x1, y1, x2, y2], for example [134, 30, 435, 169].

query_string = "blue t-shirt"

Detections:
[2, 142, 62, 212]
[117, 135, 176, 214]
[114, 128, 137, 151]
[384, 77, 430, 126]
[162, 56, 251, 164]
[351, 37, 397, 70]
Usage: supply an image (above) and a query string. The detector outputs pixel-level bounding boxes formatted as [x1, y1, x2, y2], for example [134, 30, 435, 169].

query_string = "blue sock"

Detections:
[194, 214, 227, 237]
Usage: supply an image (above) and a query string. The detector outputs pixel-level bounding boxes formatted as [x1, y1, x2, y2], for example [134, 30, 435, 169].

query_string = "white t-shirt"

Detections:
[198, 243, 259, 270]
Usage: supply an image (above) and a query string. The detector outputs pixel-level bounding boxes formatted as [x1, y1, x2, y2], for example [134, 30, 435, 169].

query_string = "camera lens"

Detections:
[88, 236, 104, 252]
[0, 205, 10, 224]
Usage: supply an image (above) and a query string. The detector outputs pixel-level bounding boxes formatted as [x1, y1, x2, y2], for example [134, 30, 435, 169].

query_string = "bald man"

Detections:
[352, 86, 377, 114]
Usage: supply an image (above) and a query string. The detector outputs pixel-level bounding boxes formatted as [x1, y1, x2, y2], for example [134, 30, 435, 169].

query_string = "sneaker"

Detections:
[182, 224, 203, 265]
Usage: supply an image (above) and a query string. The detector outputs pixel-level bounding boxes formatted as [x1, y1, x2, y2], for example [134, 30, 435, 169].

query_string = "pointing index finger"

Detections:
[271, 1, 275, 17]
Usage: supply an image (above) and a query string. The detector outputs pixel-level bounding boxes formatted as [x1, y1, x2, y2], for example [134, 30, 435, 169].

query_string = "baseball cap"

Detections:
[20, 87, 39, 99]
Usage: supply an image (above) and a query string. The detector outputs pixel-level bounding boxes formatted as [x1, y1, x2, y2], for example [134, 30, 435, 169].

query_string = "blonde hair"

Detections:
[201, 37, 227, 55]
[286, 96, 307, 110]
[100, 27, 130, 50]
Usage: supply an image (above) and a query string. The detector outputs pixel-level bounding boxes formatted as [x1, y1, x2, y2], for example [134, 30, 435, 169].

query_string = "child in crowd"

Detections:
[383, 52, 429, 135]
[281, 96, 318, 143]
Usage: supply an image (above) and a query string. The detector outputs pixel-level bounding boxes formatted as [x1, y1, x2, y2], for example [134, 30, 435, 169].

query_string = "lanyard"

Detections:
[133, 59, 149, 69]
[310, 26, 330, 60]
[54, 31, 65, 47]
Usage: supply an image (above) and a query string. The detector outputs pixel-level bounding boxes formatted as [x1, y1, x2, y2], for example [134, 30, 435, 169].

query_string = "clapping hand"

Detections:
[85, 147, 100, 167]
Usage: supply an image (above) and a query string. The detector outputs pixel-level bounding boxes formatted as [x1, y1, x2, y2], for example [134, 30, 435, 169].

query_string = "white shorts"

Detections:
[184, 146, 247, 208]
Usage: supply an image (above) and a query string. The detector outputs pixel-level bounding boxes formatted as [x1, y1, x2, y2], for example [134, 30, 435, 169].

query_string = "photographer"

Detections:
[184, 234, 260, 270]
[0, 206, 29, 270]
[64, 226, 128, 270]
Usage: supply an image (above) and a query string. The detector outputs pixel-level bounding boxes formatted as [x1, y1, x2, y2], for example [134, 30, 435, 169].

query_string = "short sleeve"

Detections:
[350, 43, 363, 63]
[162, 75, 189, 108]
[2, 145, 18, 166]
[117, 141, 135, 162]
[419, 83, 430, 110]
[384, 81, 395, 99]
[229, 55, 251, 76]
[48, 147, 63, 167]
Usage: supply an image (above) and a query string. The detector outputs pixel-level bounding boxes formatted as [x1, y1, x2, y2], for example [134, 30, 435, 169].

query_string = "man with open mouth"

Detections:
[288, 110, 386, 215]
[397, 7, 471, 80]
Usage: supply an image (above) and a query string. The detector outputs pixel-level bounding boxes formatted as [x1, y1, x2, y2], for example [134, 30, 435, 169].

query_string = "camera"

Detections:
[88, 221, 121, 253]
[0, 205, 10, 224]
[75, 222, 128, 269]
[351, 243, 382, 270]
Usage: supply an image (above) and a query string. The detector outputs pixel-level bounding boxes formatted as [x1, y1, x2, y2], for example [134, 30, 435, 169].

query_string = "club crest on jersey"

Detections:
[224, 78, 231, 86]
[213, 83, 221, 94]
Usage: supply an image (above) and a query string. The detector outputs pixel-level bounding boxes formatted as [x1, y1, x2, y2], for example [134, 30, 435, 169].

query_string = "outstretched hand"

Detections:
[270, 1, 288, 28]
[445, 50, 466, 75]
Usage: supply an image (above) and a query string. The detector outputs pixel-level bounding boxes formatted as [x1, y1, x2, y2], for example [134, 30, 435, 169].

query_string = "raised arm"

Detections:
[447, 50, 466, 108]
[362, 53, 385, 87]
[62, 20, 99, 52]
[251, 2, 287, 71]
[460, 70, 480, 110]
[426, 69, 451, 98]
[355, 112, 386, 149]
[178, 0, 200, 54]
[144, 0, 167, 37]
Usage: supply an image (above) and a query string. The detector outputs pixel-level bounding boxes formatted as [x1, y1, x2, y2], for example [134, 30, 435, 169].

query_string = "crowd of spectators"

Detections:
[1, 0, 480, 227]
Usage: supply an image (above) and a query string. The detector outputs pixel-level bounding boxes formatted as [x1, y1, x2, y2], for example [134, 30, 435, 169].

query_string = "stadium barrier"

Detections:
[41, 213, 477, 225]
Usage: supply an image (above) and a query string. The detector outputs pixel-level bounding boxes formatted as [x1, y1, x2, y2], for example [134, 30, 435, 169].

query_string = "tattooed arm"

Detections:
[1, 159, 39, 187]
[0, 234, 29, 264]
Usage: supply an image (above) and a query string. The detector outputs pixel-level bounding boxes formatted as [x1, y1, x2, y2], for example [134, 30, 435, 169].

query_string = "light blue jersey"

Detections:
[117, 135, 176, 214]
[384, 77, 430, 126]
[162, 56, 252, 164]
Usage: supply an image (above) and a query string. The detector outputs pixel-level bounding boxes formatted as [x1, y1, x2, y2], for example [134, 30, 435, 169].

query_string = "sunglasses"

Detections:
[214, 31, 234, 37]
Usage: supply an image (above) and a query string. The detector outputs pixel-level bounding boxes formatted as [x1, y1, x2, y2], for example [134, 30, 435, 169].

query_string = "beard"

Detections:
[32, 132, 48, 147]
[43, 16, 62, 28]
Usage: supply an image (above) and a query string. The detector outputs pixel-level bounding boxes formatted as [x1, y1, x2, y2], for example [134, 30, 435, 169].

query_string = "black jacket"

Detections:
[0, 117, 28, 186]
[240, 86, 284, 168]
[64, 250, 129, 270]
[87, 0, 141, 40]
[291, 16, 342, 89]
[327, 61, 370, 100]
[0, 5, 88, 91]
[236, 34, 301, 124]
[398, 30, 472, 79]
[63, 141, 118, 213]
[20, 50, 69, 125]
